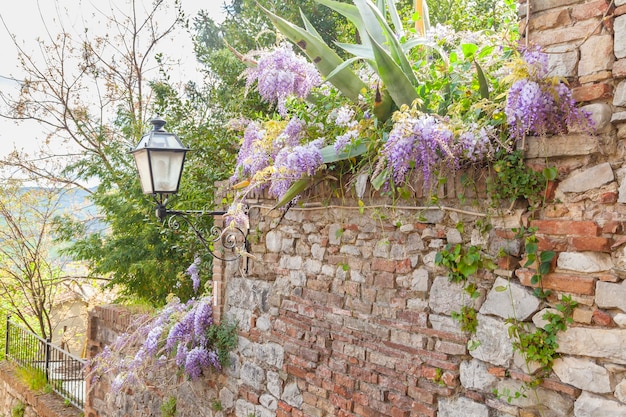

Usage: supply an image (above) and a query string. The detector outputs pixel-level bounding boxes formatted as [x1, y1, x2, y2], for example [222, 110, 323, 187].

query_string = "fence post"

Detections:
[5, 316, 10, 359]
[45, 338, 51, 382]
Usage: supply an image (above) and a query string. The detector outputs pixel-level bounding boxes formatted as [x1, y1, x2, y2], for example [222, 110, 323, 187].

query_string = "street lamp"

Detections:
[131, 117, 247, 262]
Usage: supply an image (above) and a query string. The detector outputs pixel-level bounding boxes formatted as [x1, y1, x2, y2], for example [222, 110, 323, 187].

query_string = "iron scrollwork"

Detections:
[156, 203, 248, 263]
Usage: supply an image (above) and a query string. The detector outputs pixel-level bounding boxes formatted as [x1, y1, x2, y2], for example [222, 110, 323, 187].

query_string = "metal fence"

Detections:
[4, 317, 86, 409]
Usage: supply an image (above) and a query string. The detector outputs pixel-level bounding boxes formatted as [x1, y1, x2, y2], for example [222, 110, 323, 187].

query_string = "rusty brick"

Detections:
[572, 0, 611, 20]
[372, 258, 396, 273]
[592, 309, 614, 326]
[411, 401, 437, 417]
[373, 272, 396, 288]
[516, 269, 596, 295]
[572, 82, 613, 102]
[531, 220, 600, 236]
[568, 236, 612, 252]
[396, 258, 412, 274]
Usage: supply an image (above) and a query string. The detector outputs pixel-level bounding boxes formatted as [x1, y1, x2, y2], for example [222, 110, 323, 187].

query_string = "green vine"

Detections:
[160, 396, 177, 417]
[435, 244, 494, 334]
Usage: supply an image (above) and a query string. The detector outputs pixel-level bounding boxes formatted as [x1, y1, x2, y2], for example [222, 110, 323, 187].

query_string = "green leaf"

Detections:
[273, 178, 313, 209]
[366, 33, 420, 108]
[461, 43, 478, 59]
[371, 169, 388, 191]
[475, 60, 490, 99]
[320, 142, 368, 164]
[538, 261, 551, 276]
[542, 166, 558, 181]
[539, 251, 555, 263]
[359, 0, 419, 87]
[495, 285, 508, 292]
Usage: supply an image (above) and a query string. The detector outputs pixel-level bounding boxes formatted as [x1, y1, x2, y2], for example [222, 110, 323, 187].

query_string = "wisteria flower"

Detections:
[245, 44, 322, 116]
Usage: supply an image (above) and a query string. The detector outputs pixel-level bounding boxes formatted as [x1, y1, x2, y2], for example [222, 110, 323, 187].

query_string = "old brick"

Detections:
[572, 0, 611, 20]
[411, 401, 437, 417]
[529, 8, 572, 31]
[572, 83, 613, 102]
[537, 236, 568, 252]
[592, 309, 614, 326]
[529, 18, 601, 46]
[516, 269, 596, 295]
[531, 220, 600, 236]
[372, 258, 396, 272]
[569, 236, 612, 252]
[373, 272, 396, 288]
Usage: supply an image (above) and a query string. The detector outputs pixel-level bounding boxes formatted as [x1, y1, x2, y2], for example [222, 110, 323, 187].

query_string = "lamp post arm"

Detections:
[156, 206, 248, 263]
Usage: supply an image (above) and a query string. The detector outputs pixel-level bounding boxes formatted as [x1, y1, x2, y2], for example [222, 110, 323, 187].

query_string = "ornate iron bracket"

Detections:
[155, 198, 249, 264]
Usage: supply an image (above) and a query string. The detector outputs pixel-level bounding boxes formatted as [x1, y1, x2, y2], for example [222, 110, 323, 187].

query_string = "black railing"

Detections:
[4, 317, 86, 409]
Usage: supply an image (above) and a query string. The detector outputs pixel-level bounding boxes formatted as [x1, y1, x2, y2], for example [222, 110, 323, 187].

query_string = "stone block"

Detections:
[557, 162, 614, 193]
[494, 380, 573, 416]
[429, 276, 481, 315]
[616, 80, 626, 107]
[616, 313, 626, 328]
[469, 314, 513, 367]
[282, 382, 303, 408]
[616, 15, 626, 59]
[616, 378, 626, 404]
[546, 45, 578, 77]
[479, 277, 540, 321]
[552, 356, 611, 393]
[532, 0, 581, 12]
[241, 362, 266, 391]
[578, 103, 612, 131]
[574, 391, 626, 416]
[572, 0, 612, 21]
[615, 58, 626, 78]
[557, 251, 613, 273]
[596, 280, 626, 312]
[521, 134, 603, 158]
[557, 327, 626, 364]
[579, 35, 614, 76]
[438, 396, 489, 417]
[460, 360, 497, 391]
[529, 8, 572, 31]
[529, 18, 601, 46]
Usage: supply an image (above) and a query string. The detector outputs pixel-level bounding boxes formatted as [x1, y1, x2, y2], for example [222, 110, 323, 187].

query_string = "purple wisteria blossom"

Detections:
[185, 347, 211, 379]
[186, 255, 201, 293]
[269, 139, 324, 200]
[505, 48, 593, 141]
[245, 44, 322, 116]
[232, 122, 270, 182]
[333, 129, 359, 153]
[376, 114, 458, 188]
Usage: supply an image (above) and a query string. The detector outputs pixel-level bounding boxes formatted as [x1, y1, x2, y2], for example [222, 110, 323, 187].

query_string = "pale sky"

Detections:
[0, 0, 228, 158]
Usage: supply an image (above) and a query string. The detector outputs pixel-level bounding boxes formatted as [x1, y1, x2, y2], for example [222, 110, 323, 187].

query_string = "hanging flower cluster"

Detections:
[89, 261, 238, 393]
[373, 107, 496, 188]
[505, 47, 593, 141]
[245, 44, 322, 116]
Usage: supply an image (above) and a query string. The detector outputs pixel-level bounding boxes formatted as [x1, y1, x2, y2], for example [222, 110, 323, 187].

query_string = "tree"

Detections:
[0, 0, 213, 305]
[0, 181, 72, 339]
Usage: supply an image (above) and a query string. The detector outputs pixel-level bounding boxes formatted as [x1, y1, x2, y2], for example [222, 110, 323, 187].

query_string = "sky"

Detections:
[0, 0, 228, 159]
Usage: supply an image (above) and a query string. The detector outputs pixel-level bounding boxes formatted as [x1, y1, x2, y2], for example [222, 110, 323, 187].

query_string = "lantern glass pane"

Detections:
[132, 149, 154, 194]
[149, 150, 185, 193]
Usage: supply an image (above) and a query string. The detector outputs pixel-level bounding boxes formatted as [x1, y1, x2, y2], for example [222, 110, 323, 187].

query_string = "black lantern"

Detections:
[131, 117, 189, 197]
[131, 117, 248, 263]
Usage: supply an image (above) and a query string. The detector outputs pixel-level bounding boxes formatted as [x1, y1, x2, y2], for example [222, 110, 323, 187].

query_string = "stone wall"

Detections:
[0, 362, 81, 417]
[86, 0, 626, 416]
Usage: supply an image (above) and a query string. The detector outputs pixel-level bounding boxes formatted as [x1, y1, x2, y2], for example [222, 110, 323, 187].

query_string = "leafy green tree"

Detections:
[0, 182, 70, 339]
[427, 0, 517, 32]
[0, 0, 212, 305]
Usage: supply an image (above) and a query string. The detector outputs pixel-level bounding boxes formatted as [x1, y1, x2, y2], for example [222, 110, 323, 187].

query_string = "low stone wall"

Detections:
[0, 362, 81, 417]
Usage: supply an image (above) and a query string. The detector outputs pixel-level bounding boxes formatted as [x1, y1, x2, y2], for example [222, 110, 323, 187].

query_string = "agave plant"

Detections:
[259, 0, 441, 122]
